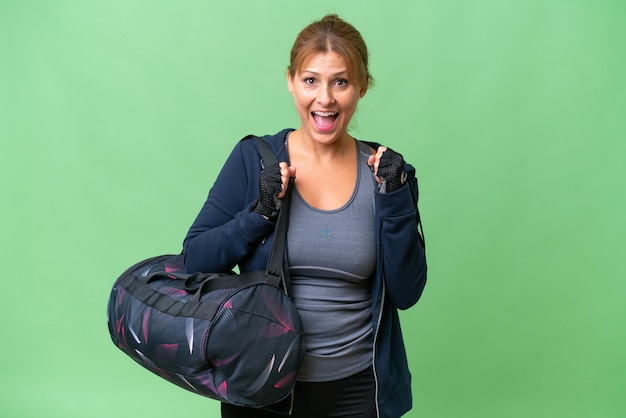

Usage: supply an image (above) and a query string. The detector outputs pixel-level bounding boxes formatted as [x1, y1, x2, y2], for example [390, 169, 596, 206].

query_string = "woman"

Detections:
[183, 14, 427, 418]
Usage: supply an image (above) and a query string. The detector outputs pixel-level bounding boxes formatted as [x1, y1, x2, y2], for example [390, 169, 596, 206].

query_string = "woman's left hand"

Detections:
[368, 146, 406, 192]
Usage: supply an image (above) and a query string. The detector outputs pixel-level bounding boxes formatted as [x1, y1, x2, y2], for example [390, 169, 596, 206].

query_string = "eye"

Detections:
[303, 77, 316, 85]
[334, 78, 349, 87]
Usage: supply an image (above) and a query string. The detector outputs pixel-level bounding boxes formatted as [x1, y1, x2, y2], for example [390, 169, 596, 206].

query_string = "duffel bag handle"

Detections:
[183, 271, 232, 293]
[153, 269, 281, 303]
[264, 176, 294, 293]
[254, 136, 294, 296]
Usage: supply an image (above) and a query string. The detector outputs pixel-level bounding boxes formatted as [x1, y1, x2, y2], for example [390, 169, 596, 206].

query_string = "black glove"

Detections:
[377, 148, 406, 193]
[253, 163, 282, 219]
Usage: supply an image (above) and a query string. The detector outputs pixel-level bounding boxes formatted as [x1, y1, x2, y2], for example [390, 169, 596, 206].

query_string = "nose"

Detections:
[316, 85, 335, 106]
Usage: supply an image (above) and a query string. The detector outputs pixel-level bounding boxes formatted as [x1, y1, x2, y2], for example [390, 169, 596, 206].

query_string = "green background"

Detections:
[1, 1, 624, 417]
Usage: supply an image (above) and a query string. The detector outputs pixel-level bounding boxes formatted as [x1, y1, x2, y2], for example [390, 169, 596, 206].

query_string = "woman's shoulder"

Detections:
[239, 128, 292, 144]
[356, 138, 380, 151]
[237, 128, 293, 161]
[259, 128, 294, 143]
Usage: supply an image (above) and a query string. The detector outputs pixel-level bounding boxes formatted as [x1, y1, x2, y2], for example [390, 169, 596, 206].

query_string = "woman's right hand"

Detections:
[368, 146, 406, 193]
[253, 162, 296, 219]
[277, 162, 297, 198]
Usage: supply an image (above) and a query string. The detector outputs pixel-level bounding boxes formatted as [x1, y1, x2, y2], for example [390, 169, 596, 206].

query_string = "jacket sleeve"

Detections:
[182, 140, 276, 273]
[375, 164, 427, 310]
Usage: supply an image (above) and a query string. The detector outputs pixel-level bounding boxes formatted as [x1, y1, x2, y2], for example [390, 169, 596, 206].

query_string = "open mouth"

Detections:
[311, 111, 339, 130]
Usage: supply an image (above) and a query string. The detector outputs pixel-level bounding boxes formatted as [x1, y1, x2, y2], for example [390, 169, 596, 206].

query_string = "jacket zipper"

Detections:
[289, 390, 295, 415]
[372, 282, 385, 418]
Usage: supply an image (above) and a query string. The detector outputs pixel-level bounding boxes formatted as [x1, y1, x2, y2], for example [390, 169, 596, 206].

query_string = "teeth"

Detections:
[312, 111, 337, 117]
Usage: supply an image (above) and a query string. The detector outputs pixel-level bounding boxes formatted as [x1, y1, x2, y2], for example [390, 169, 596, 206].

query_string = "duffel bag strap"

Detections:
[253, 137, 293, 295]
[265, 177, 293, 289]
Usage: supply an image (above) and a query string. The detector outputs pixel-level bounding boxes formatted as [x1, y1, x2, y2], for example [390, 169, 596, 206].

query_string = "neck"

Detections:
[288, 129, 355, 162]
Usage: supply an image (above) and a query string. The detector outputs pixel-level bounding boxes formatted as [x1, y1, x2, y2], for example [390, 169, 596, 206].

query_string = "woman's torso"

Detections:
[287, 140, 377, 382]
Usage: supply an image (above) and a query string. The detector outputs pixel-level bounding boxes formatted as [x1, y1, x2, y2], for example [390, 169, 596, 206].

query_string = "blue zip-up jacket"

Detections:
[183, 129, 427, 418]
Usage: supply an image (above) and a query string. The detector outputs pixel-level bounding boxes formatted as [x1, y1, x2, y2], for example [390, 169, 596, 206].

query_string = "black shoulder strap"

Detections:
[254, 135, 279, 168]
[250, 136, 294, 294]
[239, 134, 279, 169]
[266, 177, 294, 293]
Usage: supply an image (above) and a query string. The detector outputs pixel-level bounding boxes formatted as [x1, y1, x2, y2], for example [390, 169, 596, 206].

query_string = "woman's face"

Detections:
[287, 51, 366, 145]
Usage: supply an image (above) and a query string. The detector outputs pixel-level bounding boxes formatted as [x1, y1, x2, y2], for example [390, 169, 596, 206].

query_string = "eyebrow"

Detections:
[301, 69, 348, 77]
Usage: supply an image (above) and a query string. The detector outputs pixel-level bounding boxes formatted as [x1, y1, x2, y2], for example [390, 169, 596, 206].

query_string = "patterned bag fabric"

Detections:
[107, 254, 304, 407]
[107, 137, 304, 408]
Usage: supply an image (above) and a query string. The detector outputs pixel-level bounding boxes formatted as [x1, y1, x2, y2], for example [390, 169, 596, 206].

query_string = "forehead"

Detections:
[299, 51, 348, 74]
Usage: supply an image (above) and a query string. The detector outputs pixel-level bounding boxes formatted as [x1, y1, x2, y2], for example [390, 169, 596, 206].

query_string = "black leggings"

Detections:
[221, 366, 377, 418]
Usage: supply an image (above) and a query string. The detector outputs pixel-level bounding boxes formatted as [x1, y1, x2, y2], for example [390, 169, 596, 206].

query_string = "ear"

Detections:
[287, 70, 294, 95]
[359, 85, 368, 99]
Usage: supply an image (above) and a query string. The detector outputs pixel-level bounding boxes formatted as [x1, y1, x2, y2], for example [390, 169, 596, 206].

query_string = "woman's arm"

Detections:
[183, 141, 276, 273]
[376, 164, 427, 310]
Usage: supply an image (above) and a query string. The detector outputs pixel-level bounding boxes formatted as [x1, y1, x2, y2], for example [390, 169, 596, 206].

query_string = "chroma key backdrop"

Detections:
[1, 1, 624, 417]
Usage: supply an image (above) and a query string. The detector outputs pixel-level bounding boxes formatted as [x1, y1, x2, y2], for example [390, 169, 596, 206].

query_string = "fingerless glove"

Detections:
[377, 148, 406, 193]
[253, 163, 282, 219]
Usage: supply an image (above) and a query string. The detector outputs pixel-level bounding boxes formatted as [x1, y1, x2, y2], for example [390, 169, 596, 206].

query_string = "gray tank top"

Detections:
[287, 140, 377, 382]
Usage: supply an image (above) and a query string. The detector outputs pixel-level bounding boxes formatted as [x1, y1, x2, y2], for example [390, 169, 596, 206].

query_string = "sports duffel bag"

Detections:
[106, 137, 305, 408]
